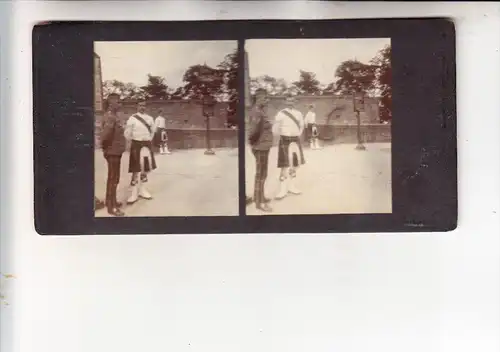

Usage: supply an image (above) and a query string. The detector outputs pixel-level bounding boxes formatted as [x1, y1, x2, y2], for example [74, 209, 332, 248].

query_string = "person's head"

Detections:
[106, 93, 121, 112]
[137, 100, 146, 114]
[254, 88, 268, 107]
[285, 94, 296, 108]
[157, 108, 163, 116]
[308, 104, 314, 111]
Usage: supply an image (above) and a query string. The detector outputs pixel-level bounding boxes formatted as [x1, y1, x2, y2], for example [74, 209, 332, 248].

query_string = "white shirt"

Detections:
[304, 111, 316, 125]
[155, 115, 166, 129]
[273, 108, 305, 137]
[124, 112, 156, 141]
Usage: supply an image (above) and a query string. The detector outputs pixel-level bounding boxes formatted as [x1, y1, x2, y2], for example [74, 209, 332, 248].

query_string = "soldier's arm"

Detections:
[100, 113, 116, 145]
[248, 112, 262, 144]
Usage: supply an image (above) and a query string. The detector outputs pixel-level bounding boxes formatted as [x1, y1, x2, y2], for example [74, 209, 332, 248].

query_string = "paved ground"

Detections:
[245, 143, 392, 216]
[95, 148, 239, 217]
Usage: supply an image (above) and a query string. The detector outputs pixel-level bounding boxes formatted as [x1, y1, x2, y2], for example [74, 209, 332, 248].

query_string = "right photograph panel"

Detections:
[244, 38, 392, 215]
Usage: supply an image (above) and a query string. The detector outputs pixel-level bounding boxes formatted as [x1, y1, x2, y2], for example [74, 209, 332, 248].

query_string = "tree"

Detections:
[103, 79, 126, 98]
[321, 82, 337, 96]
[102, 80, 146, 100]
[141, 74, 170, 100]
[181, 64, 223, 100]
[216, 48, 239, 126]
[370, 44, 392, 122]
[333, 60, 376, 95]
[292, 70, 321, 95]
[250, 75, 289, 96]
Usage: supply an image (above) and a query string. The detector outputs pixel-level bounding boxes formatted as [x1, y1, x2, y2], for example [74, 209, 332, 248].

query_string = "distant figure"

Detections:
[100, 93, 127, 216]
[154, 109, 171, 154]
[304, 104, 321, 150]
[248, 88, 274, 212]
[124, 100, 157, 204]
[273, 94, 306, 199]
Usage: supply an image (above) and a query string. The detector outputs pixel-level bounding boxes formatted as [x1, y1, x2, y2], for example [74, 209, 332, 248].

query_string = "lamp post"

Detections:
[198, 64, 218, 155]
[351, 62, 366, 151]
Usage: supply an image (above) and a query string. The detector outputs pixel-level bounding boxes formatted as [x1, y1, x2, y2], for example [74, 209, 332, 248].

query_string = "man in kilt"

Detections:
[273, 94, 306, 199]
[124, 100, 157, 204]
[304, 104, 321, 150]
[154, 109, 171, 155]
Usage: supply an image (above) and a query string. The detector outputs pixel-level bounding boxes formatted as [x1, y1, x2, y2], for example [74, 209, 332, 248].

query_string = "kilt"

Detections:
[128, 140, 157, 173]
[306, 124, 318, 140]
[277, 135, 305, 168]
[306, 125, 313, 140]
[153, 128, 167, 147]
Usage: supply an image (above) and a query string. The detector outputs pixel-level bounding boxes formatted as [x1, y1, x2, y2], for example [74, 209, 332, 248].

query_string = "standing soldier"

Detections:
[124, 100, 157, 204]
[248, 88, 274, 212]
[305, 104, 321, 150]
[154, 109, 171, 154]
[100, 93, 127, 216]
[273, 94, 306, 199]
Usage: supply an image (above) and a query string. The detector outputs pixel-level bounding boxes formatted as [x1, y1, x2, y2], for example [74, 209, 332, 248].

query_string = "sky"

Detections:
[245, 38, 390, 85]
[94, 41, 237, 88]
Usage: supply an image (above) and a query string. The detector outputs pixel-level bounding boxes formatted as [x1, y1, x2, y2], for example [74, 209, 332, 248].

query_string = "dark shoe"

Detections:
[115, 201, 123, 208]
[95, 198, 105, 210]
[263, 197, 271, 203]
[108, 207, 125, 217]
[256, 203, 273, 212]
[246, 197, 254, 206]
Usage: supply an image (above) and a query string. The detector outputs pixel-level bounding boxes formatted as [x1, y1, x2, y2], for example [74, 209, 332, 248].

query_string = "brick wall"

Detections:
[165, 128, 238, 150]
[243, 95, 390, 146]
[95, 97, 390, 150]
[95, 99, 233, 149]
[255, 95, 381, 125]
[120, 100, 229, 129]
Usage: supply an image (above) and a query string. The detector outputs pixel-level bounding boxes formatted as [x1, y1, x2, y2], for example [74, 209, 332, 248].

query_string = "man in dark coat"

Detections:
[247, 88, 274, 212]
[100, 93, 127, 216]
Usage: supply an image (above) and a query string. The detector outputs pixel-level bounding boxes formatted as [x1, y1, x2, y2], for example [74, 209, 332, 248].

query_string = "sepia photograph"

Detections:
[245, 38, 392, 215]
[93, 40, 239, 217]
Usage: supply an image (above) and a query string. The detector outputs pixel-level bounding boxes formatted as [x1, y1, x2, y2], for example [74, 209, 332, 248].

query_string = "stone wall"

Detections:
[95, 99, 233, 149]
[164, 128, 238, 150]
[95, 96, 390, 151]
[119, 100, 230, 129]
[262, 95, 380, 125]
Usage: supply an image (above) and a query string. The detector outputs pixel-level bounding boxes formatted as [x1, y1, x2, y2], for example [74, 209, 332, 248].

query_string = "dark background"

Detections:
[33, 19, 457, 234]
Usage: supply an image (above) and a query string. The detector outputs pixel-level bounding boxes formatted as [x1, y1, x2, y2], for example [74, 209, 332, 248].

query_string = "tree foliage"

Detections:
[250, 75, 289, 96]
[141, 74, 171, 100]
[370, 44, 392, 122]
[102, 80, 146, 100]
[216, 48, 239, 126]
[181, 64, 223, 100]
[292, 70, 321, 95]
[333, 60, 376, 95]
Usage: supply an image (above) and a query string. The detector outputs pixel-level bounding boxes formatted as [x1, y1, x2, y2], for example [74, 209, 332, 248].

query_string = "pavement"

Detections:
[95, 143, 392, 217]
[95, 148, 239, 217]
[245, 142, 392, 216]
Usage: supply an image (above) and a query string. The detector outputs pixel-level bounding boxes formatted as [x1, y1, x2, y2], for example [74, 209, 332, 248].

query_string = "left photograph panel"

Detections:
[93, 41, 239, 217]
